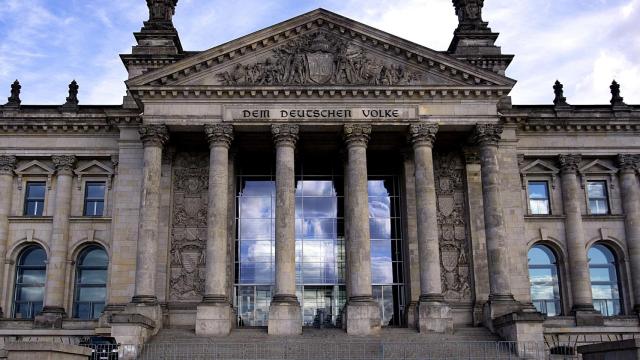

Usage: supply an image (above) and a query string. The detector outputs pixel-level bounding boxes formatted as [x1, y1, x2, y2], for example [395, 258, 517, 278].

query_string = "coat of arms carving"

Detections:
[217, 32, 420, 86]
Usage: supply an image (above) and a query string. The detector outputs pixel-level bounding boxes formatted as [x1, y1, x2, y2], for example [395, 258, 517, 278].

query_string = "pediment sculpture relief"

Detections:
[216, 32, 421, 86]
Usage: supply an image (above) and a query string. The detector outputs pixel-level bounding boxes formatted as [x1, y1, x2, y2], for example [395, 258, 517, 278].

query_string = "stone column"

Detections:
[268, 124, 302, 335]
[132, 125, 168, 304]
[196, 124, 234, 336]
[617, 155, 640, 312]
[39, 155, 76, 326]
[559, 154, 602, 325]
[409, 123, 453, 333]
[0, 155, 16, 318]
[401, 151, 420, 329]
[343, 124, 381, 335]
[472, 124, 517, 321]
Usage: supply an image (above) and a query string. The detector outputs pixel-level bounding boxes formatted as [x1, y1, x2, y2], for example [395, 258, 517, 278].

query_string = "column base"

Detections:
[418, 295, 453, 333]
[492, 311, 545, 357]
[572, 304, 604, 326]
[345, 297, 381, 336]
[34, 306, 66, 328]
[196, 298, 233, 336]
[482, 294, 520, 331]
[268, 296, 302, 336]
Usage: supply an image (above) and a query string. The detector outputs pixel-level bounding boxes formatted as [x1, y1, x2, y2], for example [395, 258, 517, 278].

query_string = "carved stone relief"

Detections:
[169, 152, 209, 300]
[216, 31, 421, 86]
[435, 152, 473, 302]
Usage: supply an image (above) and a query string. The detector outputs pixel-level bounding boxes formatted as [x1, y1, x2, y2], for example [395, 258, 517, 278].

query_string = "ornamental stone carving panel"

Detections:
[435, 152, 473, 302]
[169, 152, 209, 300]
[216, 32, 422, 86]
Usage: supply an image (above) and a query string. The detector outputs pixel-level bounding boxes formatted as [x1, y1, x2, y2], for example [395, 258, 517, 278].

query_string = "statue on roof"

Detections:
[147, 0, 178, 23]
[5, 80, 21, 107]
[452, 0, 487, 30]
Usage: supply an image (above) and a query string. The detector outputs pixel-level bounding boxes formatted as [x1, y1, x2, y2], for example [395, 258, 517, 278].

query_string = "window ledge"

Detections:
[583, 215, 625, 221]
[524, 215, 566, 220]
[8, 216, 53, 223]
[69, 217, 112, 223]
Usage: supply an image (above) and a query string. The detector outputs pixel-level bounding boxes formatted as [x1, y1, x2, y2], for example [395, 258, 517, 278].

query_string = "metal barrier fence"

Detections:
[123, 341, 579, 360]
[82, 343, 120, 360]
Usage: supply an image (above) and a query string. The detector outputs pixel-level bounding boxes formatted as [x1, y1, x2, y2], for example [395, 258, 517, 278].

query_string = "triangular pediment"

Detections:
[127, 9, 515, 91]
[15, 160, 54, 176]
[580, 160, 618, 175]
[521, 159, 559, 175]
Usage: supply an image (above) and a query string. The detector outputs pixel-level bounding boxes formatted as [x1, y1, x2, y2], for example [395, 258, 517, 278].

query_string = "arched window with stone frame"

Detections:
[527, 244, 562, 316]
[588, 243, 622, 316]
[12, 245, 47, 319]
[73, 245, 109, 319]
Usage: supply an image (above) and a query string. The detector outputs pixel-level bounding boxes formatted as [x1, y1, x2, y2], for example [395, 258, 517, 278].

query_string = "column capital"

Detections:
[204, 124, 234, 148]
[472, 123, 503, 146]
[52, 155, 77, 175]
[271, 124, 299, 147]
[0, 155, 17, 175]
[343, 123, 371, 147]
[558, 154, 582, 174]
[409, 123, 438, 148]
[617, 154, 639, 173]
[139, 124, 169, 147]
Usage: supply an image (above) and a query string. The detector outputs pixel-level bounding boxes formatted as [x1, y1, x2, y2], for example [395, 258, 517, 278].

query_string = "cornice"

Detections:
[131, 86, 509, 101]
[503, 116, 640, 134]
[0, 111, 140, 134]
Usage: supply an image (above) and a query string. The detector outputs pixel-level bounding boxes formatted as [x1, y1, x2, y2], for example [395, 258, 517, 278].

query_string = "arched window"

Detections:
[528, 245, 561, 316]
[589, 244, 622, 316]
[73, 246, 108, 319]
[13, 246, 46, 319]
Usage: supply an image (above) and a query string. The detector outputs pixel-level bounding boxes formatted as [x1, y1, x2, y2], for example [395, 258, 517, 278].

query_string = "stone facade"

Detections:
[0, 0, 639, 356]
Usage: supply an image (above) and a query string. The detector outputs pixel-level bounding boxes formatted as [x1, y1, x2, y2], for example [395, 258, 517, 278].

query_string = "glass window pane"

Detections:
[299, 197, 337, 218]
[239, 241, 273, 262]
[528, 182, 548, 199]
[86, 183, 105, 198]
[528, 246, 554, 265]
[530, 200, 550, 215]
[239, 219, 273, 240]
[368, 197, 391, 218]
[18, 269, 46, 284]
[587, 182, 606, 197]
[240, 197, 273, 219]
[26, 182, 45, 198]
[78, 287, 106, 302]
[18, 286, 44, 302]
[80, 248, 109, 266]
[370, 219, 391, 240]
[78, 270, 108, 285]
[368, 181, 390, 196]
[589, 199, 608, 215]
[589, 268, 614, 282]
[298, 181, 335, 196]
[21, 248, 46, 266]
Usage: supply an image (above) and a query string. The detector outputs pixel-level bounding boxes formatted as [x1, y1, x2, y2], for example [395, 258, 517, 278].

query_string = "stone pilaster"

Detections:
[409, 123, 453, 333]
[0, 155, 16, 318]
[37, 155, 76, 327]
[268, 124, 302, 335]
[343, 124, 381, 335]
[132, 125, 168, 304]
[472, 124, 518, 323]
[617, 155, 640, 313]
[196, 124, 234, 336]
[559, 154, 602, 325]
[401, 151, 420, 329]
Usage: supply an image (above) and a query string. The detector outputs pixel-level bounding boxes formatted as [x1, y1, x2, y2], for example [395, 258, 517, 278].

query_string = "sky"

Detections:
[0, 0, 638, 105]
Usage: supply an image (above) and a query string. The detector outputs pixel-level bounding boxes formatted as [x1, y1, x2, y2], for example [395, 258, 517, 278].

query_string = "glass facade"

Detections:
[588, 244, 621, 316]
[587, 181, 609, 215]
[528, 245, 561, 316]
[84, 182, 106, 216]
[234, 161, 404, 327]
[73, 246, 108, 319]
[24, 182, 45, 216]
[527, 181, 550, 215]
[13, 246, 46, 319]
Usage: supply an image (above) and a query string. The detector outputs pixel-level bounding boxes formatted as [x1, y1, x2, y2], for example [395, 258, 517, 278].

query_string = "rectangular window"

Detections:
[24, 182, 46, 216]
[587, 181, 609, 215]
[84, 182, 105, 216]
[528, 181, 550, 215]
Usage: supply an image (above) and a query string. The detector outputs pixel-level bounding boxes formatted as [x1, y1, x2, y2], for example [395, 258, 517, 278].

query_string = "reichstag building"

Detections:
[0, 0, 639, 357]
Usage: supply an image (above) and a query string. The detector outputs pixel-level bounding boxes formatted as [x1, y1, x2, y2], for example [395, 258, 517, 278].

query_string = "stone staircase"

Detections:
[138, 326, 536, 359]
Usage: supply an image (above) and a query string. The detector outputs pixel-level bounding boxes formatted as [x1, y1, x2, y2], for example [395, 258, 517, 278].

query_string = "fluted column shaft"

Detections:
[0, 156, 16, 317]
[559, 154, 594, 311]
[203, 124, 233, 302]
[344, 124, 373, 301]
[409, 124, 443, 300]
[473, 124, 512, 299]
[617, 155, 640, 311]
[43, 155, 77, 314]
[133, 125, 168, 303]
